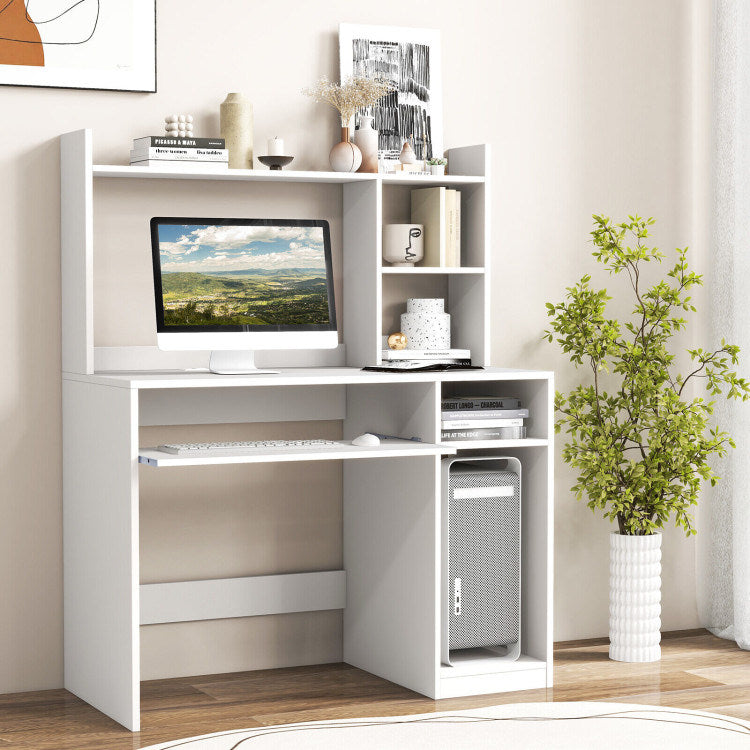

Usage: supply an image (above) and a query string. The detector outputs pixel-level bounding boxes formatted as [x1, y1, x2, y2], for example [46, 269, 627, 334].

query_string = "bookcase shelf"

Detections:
[381, 266, 485, 275]
[440, 438, 550, 450]
[380, 173, 486, 186]
[92, 164, 485, 187]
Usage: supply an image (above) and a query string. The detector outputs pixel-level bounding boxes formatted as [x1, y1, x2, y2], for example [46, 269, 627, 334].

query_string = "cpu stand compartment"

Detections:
[441, 456, 522, 668]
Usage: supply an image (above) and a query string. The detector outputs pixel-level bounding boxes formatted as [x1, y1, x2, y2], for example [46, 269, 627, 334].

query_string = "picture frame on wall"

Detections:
[0, 0, 156, 92]
[339, 23, 443, 167]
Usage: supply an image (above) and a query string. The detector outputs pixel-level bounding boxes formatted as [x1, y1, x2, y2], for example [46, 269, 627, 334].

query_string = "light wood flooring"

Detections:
[0, 629, 748, 749]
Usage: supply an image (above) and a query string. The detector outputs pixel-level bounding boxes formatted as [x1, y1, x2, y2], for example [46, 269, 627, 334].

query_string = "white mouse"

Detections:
[352, 433, 381, 447]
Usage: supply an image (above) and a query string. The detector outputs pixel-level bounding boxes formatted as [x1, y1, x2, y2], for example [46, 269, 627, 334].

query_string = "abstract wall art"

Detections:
[0, 0, 156, 91]
[339, 23, 442, 164]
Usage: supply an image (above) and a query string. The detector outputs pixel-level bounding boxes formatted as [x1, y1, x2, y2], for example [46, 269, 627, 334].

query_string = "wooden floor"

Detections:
[1, 629, 748, 749]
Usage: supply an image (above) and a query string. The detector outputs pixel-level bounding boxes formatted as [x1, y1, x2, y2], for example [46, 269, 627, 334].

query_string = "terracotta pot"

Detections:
[330, 127, 362, 173]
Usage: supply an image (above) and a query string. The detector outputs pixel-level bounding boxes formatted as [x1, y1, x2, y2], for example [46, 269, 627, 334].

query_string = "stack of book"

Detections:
[130, 136, 229, 171]
[410, 187, 461, 267]
[382, 347, 471, 367]
[441, 395, 528, 442]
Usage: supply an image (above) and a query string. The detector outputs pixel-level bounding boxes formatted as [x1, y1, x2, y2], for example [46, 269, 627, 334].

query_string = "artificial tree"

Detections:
[545, 214, 749, 537]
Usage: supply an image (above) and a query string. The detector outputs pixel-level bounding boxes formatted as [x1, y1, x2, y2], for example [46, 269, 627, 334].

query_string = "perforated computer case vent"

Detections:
[447, 465, 521, 651]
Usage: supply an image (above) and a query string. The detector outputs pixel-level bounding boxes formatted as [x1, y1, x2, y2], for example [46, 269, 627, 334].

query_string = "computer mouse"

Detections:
[352, 433, 381, 447]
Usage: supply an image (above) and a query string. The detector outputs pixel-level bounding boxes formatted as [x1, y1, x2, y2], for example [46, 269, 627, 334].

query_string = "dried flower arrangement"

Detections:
[303, 75, 394, 126]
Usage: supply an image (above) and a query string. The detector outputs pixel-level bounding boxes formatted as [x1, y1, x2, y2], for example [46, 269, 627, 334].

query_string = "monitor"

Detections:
[151, 217, 337, 374]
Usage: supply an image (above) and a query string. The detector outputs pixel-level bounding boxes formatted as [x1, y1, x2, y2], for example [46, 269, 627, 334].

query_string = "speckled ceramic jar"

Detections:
[400, 298, 451, 350]
[609, 532, 662, 662]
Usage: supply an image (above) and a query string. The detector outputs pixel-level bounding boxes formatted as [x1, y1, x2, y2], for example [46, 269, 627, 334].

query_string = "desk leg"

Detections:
[343, 454, 440, 698]
[63, 380, 140, 730]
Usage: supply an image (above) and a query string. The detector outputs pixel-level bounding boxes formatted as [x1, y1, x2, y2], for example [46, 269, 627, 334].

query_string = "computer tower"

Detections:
[441, 457, 522, 666]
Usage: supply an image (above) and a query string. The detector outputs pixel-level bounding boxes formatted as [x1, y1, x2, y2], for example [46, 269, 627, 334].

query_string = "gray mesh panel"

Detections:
[448, 468, 520, 650]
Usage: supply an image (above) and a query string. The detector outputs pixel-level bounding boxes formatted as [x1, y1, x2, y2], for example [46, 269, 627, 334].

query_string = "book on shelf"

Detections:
[129, 160, 229, 171]
[441, 407, 530, 420]
[442, 396, 522, 411]
[130, 147, 229, 162]
[444, 189, 461, 267]
[410, 187, 461, 267]
[382, 348, 470, 361]
[441, 417, 525, 429]
[133, 136, 225, 149]
[374, 359, 471, 371]
[441, 425, 527, 441]
[394, 163, 429, 174]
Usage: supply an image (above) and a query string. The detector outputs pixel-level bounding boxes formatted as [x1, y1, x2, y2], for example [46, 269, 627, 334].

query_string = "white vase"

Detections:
[354, 115, 379, 173]
[430, 164, 446, 176]
[330, 127, 362, 172]
[400, 298, 451, 350]
[220, 93, 253, 169]
[609, 532, 662, 662]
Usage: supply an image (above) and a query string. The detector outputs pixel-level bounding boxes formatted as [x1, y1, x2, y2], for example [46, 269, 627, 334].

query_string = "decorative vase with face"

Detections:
[383, 224, 424, 266]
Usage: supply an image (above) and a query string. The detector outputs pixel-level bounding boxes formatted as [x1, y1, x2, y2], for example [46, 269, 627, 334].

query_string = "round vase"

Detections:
[609, 532, 662, 662]
[220, 93, 254, 169]
[383, 224, 424, 266]
[330, 127, 362, 173]
[430, 164, 446, 176]
[354, 115, 379, 173]
[400, 298, 451, 350]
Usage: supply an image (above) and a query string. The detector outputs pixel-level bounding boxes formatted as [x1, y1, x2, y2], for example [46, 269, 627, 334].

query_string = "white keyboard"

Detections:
[157, 440, 338, 456]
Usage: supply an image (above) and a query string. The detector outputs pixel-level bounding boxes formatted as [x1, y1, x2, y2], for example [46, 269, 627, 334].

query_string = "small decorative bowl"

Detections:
[258, 155, 294, 171]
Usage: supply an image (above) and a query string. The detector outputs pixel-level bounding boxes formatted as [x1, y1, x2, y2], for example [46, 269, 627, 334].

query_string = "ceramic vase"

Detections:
[430, 164, 446, 176]
[220, 93, 254, 169]
[330, 127, 362, 173]
[354, 115, 379, 173]
[399, 139, 417, 165]
[383, 224, 424, 266]
[400, 298, 451, 350]
[609, 532, 662, 662]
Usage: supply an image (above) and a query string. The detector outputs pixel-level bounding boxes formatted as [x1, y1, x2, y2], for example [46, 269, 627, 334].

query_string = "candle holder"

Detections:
[257, 155, 294, 170]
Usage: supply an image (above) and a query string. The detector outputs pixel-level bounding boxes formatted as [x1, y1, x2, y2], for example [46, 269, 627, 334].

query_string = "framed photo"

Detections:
[339, 23, 442, 165]
[0, 0, 156, 92]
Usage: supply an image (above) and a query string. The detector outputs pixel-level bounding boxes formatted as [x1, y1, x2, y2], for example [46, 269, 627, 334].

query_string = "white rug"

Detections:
[140, 701, 750, 749]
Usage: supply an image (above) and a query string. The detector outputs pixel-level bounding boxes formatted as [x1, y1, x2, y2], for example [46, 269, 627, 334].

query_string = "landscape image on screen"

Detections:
[158, 224, 330, 327]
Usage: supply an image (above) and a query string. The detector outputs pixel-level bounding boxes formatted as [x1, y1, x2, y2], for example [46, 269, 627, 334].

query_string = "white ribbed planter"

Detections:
[609, 532, 662, 662]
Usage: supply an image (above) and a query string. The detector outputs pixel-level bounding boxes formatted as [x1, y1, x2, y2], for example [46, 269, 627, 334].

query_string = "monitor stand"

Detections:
[208, 351, 281, 375]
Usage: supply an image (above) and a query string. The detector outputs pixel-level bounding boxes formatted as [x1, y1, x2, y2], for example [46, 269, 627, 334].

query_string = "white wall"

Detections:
[0, 0, 701, 693]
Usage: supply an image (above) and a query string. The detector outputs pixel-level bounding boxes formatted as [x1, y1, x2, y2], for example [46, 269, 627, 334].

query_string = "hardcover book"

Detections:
[441, 396, 523, 411]
[440, 418, 525, 429]
[382, 348, 470, 361]
[374, 359, 471, 370]
[441, 408, 530, 420]
[130, 147, 229, 162]
[133, 136, 226, 149]
[411, 187, 446, 266]
[441, 425, 527, 441]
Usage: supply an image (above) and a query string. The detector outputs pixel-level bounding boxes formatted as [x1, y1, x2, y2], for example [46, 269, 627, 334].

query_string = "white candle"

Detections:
[267, 137, 285, 156]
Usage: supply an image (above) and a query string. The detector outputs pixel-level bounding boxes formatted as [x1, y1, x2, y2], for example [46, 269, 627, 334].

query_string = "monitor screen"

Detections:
[151, 218, 336, 333]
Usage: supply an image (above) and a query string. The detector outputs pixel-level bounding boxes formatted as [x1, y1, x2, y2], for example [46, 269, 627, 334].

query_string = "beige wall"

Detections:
[0, 0, 703, 693]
